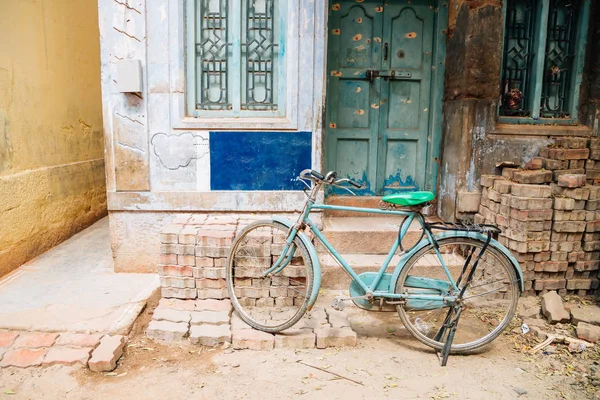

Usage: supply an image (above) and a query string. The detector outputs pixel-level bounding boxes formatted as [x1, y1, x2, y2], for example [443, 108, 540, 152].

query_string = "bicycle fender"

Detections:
[271, 216, 322, 310]
[388, 231, 524, 293]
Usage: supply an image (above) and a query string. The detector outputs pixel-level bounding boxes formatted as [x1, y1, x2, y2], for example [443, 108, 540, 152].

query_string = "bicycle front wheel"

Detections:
[395, 237, 519, 352]
[226, 221, 314, 333]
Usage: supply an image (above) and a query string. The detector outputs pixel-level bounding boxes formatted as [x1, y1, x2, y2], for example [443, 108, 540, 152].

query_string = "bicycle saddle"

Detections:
[381, 191, 434, 206]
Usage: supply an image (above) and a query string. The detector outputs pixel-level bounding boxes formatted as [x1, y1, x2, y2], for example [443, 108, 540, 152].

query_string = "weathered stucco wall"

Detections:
[99, 0, 328, 272]
[0, 0, 107, 277]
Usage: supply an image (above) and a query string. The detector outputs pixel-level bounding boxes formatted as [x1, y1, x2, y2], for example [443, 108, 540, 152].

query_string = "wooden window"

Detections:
[186, 0, 287, 117]
[499, 0, 590, 124]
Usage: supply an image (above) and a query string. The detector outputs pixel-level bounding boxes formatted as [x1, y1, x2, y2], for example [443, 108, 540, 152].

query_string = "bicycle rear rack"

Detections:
[424, 221, 501, 235]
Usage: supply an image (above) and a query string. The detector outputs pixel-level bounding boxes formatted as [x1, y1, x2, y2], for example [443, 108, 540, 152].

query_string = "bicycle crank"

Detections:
[331, 295, 370, 311]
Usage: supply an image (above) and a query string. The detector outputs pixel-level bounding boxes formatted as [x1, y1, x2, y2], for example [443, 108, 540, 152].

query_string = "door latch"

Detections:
[365, 70, 379, 82]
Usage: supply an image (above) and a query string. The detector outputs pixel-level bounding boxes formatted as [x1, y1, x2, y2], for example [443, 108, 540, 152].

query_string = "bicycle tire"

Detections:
[395, 237, 520, 352]
[226, 220, 314, 333]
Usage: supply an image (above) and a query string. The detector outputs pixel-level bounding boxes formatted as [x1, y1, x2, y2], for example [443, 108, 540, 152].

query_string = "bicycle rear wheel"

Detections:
[226, 221, 314, 333]
[395, 237, 519, 352]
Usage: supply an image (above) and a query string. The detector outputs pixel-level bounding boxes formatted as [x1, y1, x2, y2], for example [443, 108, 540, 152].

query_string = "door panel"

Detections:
[326, 0, 435, 195]
[326, 0, 383, 194]
[378, 1, 434, 194]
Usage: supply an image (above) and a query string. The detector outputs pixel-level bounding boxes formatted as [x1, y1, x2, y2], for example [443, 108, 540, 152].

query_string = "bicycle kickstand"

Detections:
[436, 307, 463, 367]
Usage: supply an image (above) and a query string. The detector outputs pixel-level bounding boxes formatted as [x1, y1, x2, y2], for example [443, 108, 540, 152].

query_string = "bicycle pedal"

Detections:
[331, 298, 345, 311]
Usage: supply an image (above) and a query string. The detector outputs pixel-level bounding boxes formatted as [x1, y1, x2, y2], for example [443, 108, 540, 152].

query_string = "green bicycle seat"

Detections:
[381, 191, 434, 206]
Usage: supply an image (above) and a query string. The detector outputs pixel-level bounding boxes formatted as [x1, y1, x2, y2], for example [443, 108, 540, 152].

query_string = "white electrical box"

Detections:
[116, 59, 142, 93]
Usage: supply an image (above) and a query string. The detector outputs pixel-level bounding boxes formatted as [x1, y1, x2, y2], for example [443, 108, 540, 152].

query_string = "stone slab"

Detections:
[55, 333, 102, 348]
[195, 299, 233, 313]
[0, 218, 159, 334]
[0, 348, 47, 368]
[541, 291, 570, 324]
[577, 322, 600, 343]
[274, 329, 316, 349]
[42, 347, 93, 366]
[315, 327, 357, 349]
[0, 331, 19, 347]
[13, 332, 58, 348]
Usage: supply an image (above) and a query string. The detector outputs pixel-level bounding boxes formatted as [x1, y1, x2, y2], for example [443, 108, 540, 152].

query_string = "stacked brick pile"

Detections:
[476, 137, 600, 297]
[158, 215, 240, 300]
[159, 215, 307, 306]
[146, 298, 357, 349]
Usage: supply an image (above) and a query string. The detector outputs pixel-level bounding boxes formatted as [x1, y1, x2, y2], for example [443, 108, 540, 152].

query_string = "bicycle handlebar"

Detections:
[299, 169, 363, 189]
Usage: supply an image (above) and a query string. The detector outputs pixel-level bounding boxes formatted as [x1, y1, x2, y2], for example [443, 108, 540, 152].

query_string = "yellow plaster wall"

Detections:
[0, 0, 107, 277]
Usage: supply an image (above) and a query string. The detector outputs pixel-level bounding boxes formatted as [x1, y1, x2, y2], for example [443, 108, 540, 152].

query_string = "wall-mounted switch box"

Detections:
[116, 59, 142, 93]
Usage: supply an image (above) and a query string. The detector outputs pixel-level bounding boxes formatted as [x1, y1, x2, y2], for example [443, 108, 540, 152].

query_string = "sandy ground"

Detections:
[1, 299, 597, 400]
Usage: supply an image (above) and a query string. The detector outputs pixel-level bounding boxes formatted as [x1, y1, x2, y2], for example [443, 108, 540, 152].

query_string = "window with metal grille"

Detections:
[499, 0, 590, 123]
[186, 0, 286, 117]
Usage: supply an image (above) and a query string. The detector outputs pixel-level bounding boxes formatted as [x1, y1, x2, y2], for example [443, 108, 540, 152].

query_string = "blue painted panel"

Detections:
[210, 131, 312, 190]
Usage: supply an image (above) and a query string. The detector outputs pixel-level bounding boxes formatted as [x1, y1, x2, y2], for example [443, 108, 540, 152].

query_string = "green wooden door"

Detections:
[326, 0, 435, 195]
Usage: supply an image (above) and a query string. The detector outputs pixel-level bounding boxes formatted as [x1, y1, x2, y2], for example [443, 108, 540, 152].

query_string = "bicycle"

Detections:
[226, 170, 524, 365]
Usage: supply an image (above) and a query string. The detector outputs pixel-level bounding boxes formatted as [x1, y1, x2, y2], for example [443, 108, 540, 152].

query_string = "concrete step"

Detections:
[319, 252, 466, 290]
[320, 216, 423, 255]
[323, 196, 388, 218]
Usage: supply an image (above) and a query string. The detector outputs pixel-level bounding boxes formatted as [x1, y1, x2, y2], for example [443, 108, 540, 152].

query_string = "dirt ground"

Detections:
[1, 298, 599, 400]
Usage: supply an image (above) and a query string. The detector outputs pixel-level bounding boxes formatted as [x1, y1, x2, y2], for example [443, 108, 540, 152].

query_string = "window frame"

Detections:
[182, 0, 299, 129]
[498, 0, 591, 125]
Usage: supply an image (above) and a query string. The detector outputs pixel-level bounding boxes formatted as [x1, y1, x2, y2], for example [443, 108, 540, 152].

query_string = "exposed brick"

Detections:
[160, 224, 182, 244]
[524, 157, 543, 170]
[274, 329, 316, 349]
[510, 208, 553, 221]
[146, 321, 189, 342]
[546, 148, 589, 160]
[553, 169, 585, 181]
[554, 198, 576, 211]
[196, 278, 227, 289]
[203, 267, 226, 279]
[542, 158, 569, 170]
[55, 334, 102, 348]
[232, 329, 274, 350]
[88, 335, 126, 372]
[535, 279, 566, 291]
[159, 254, 178, 265]
[153, 307, 191, 323]
[577, 322, 600, 343]
[195, 299, 232, 312]
[197, 288, 229, 299]
[511, 184, 551, 198]
[587, 201, 599, 211]
[315, 327, 357, 349]
[195, 257, 214, 268]
[575, 261, 600, 272]
[512, 170, 553, 184]
[158, 265, 194, 277]
[555, 137, 589, 149]
[0, 348, 47, 368]
[197, 230, 235, 247]
[493, 179, 512, 194]
[570, 160, 585, 169]
[13, 332, 57, 348]
[550, 184, 590, 200]
[587, 220, 600, 233]
[190, 311, 230, 326]
[568, 252, 585, 263]
[473, 213, 485, 224]
[177, 255, 196, 266]
[510, 197, 553, 210]
[42, 347, 92, 367]
[178, 226, 199, 245]
[539, 261, 568, 273]
[0, 332, 19, 347]
[558, 174, 587, 188]
[190, 325, 232, 346]
[550, 241, 581, 252]
[567, 279, 593, 290]
[161, 287, 197, 299]
[502, 167, 519, 180]
[480, 175, 504, 188]
[508, 219, 552, 232]
[534, 252, 551, 262]
[552, 221, 586, 233]
[487, 189, 502, 202]
[584, 241, 600, 252]
[195, 246, 229, 258]
[160, 276, 195, 289]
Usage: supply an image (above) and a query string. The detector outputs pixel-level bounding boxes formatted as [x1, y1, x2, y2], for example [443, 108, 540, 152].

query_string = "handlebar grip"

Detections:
[348, 179, 362, 188]
[310, 170, 324, 180]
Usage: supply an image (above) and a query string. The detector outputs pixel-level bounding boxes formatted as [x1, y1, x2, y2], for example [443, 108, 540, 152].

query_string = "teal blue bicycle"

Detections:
[226, 170, 523, 364]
